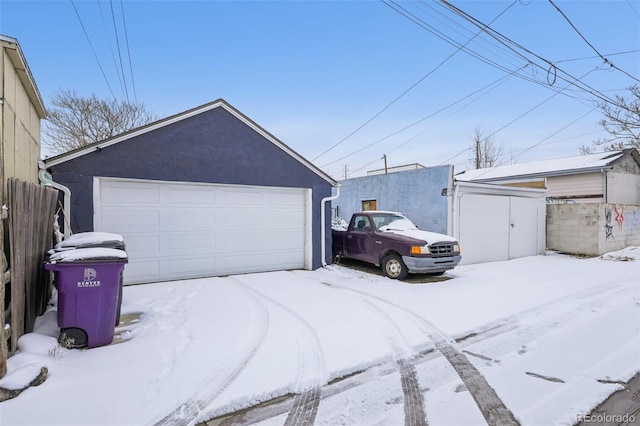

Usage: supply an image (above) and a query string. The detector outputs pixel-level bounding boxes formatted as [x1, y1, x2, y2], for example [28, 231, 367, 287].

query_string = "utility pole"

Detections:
[343, 165, 348, 179]
[382, 154, 388, 174]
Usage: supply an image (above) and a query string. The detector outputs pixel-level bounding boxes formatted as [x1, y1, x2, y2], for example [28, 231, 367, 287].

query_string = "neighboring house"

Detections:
[1, 35, 57, 356]
[44, 99, 337, 284]
[333, 164, 546, 265]
[0, 35, 46, 188]
[455, 149, 640, 255]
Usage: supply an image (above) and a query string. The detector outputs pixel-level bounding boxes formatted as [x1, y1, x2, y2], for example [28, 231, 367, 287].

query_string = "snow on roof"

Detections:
[455, 150, 627, 182]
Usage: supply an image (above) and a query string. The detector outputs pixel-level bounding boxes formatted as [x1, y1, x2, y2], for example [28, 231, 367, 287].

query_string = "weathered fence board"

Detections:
[7, 178, 59, 353]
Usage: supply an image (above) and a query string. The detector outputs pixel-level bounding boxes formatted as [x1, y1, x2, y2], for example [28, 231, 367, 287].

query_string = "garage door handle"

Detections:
[510, 223, 515, 227]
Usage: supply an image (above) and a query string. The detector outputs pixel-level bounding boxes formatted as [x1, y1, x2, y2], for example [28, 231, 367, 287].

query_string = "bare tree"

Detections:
[580, 85, 640, 154]
[44, 89, 156, 155]
[469, 126, 505, 169]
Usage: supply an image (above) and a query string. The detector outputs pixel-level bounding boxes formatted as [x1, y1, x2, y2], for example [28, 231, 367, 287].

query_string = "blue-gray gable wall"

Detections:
[333, 166, 452, 234]
[48, 106, 333, 269]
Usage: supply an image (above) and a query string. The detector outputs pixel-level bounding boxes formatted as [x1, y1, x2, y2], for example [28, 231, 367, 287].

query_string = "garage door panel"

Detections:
[216, 231, 264, 253]
[262, 208, 305, 224]
[215, 209, 264, 229]
[167, 187, 216, 205]
[269, 192, 306, 206]
[124, 235, 161, 257]
[102, 185, 161, 204]
[125, 260, 161, 282]
[95, 178, 310, 284]
[271, 230, 304, 247]
[102, 209, 161, 231]
[166, 209, 215, 229]
[167, 232, 215, 252]
[217, 188, 265, 205]
[165, 257, 218, 277]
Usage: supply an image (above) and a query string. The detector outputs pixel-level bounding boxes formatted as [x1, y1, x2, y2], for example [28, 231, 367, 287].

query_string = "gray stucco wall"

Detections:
[47, 105, 333, 269]
[333, 166, 453, 234]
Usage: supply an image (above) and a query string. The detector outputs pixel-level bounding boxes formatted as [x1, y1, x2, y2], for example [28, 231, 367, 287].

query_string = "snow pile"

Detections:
[47, 247, 128, 263]
[331, 217, 348, 231]
[54, 232, 124, 249]
[600, 246, 640, 262]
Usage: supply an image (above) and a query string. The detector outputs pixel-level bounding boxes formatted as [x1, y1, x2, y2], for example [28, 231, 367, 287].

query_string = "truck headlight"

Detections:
[454, 244, 461, 253]
[411, 245, 431, 255]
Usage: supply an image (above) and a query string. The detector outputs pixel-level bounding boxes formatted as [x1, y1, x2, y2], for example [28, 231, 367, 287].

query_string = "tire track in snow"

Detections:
[205, 274, 630, 425]
[312, 275, 518, 426]
[363, 300, 428, 426]
[153, 281, 269, 426]
[232, 279, 326, 426]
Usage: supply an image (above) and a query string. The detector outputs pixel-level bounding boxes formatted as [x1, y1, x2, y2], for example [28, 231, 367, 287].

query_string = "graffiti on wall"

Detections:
[614, 207, 624, 230]
[627, 210, 640, 230]
[604, 208, 614, 240]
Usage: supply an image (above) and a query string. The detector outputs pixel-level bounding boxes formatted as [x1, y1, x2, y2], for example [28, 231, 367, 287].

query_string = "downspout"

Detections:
[451, 182, 460, 240]
[38, 161, 71, 239]
[602, 169, 607, 204]
[321, 185, 340, 267]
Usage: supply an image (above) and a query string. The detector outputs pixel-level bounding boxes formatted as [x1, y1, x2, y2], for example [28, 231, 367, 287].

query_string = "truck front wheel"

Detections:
[382, 254, 408, 280]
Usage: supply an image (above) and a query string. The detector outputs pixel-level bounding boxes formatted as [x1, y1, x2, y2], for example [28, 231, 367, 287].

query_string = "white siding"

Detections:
[546, 172, 603, 201]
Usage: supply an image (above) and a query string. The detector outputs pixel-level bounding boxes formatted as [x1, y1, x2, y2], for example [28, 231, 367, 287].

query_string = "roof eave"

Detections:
[44, 99, 337, 186]
[468, 165, 615, 183]
[0, 35, 46, 118]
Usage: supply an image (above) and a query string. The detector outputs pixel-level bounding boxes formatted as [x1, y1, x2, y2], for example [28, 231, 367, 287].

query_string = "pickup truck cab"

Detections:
[332, 211, 461, 280]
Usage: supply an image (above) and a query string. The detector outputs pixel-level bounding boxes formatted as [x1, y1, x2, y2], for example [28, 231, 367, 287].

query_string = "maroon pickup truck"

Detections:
[332, 211, 461, 280]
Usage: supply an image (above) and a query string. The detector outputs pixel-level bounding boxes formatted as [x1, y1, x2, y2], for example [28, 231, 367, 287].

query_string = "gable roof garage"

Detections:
[44, 99, 336, 284]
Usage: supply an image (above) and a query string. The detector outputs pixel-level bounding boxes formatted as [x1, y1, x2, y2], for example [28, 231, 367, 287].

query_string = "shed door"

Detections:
[508, 197, 541, 259]
[458, 193, 542, 264]
[458, 194, 510, 264]
[94, 178, 310, 284]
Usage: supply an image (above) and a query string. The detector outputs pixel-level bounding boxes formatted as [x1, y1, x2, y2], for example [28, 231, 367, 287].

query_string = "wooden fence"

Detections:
[1, 178, 59, 370]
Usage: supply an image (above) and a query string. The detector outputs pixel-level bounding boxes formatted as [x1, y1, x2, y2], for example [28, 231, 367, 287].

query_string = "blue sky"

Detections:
[1, 0, 639, 178]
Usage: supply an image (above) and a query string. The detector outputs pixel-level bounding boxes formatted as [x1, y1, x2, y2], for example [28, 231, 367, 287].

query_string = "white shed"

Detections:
[451, 181, 546, 264]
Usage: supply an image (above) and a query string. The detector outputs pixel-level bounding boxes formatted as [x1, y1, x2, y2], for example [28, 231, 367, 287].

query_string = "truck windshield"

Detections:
[372, 214, 418, 231]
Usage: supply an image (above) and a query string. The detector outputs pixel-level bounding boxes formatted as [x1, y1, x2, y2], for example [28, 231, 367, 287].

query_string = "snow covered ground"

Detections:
[1, 248, 639, 426]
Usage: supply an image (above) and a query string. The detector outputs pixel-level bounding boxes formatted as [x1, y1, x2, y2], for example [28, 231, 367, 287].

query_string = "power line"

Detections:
[554, 49, 640, 64]
[322, 66, 523, 169]
[435, 68, 598, 167]
[70, 0, 117, 99]
[437, 0, 627, 109]
[120, 0, 138, 103]
[110, 0, 130, 103]
[311, 0, 518, 163]
[97, 0, 126, 99]
[547, 0, 640, 85]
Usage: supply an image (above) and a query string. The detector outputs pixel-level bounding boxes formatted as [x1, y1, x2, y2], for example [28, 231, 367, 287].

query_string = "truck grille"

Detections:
[430, 243, 455, 257]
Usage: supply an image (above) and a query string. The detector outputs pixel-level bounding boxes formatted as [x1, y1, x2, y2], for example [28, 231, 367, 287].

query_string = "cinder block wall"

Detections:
[547, 204, 599, 255]
[599, 204, 640, 254]
[547, 203, 640, 255]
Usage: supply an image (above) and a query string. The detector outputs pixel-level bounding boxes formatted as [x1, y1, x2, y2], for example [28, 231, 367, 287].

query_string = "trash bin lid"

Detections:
[48, 247, 128, 263]
[55, 232, 125, 250]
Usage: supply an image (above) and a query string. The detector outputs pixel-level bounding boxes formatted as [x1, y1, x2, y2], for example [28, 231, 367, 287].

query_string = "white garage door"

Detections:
[94, 178, 311, 284]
